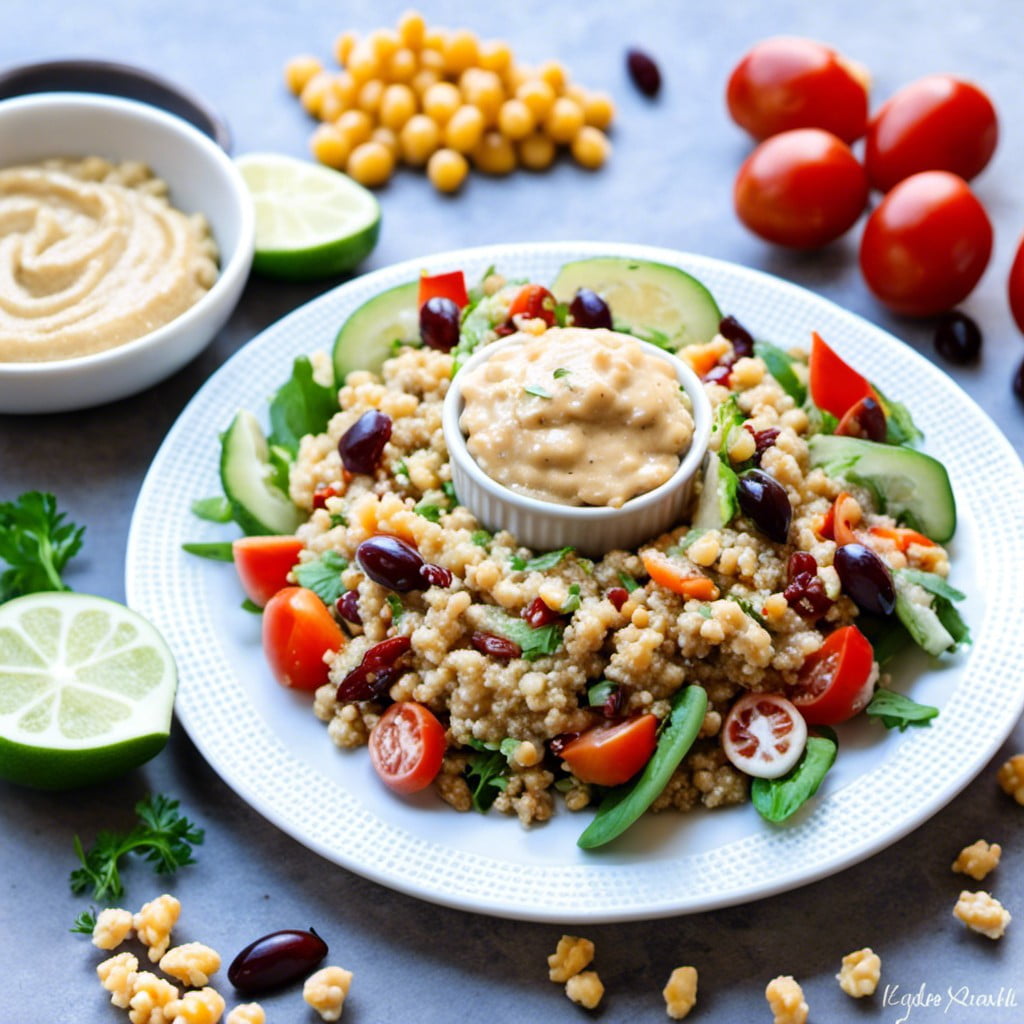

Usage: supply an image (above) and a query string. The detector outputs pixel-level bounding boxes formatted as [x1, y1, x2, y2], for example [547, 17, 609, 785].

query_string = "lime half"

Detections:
[236, 152, 381, 281]
[0, 592, 177, 790]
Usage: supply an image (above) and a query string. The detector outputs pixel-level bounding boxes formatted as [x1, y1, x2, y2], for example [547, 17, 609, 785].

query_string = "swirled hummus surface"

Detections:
[459, 327, 695, 507]
[0, 156, 219, 362]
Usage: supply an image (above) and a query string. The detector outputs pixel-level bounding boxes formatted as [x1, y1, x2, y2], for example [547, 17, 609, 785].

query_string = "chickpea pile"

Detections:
[283, 10, 614, 192]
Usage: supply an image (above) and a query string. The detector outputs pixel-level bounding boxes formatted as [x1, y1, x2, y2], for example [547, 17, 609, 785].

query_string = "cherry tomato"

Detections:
[808, 331, 874, 419]
[726, 36, 869, 143]
[558, 715, 659, 787]
[508, 283, 557, 326]
[721, 693, 808, 779]
[1008, 234, 1024, 336]
[733, 129, 869, 249]
[368, 701, 446, 794]
[859, 171, 992, 316]
[865, 74, 998, 193]
[262, 586, 346, 691]
[823, 492, 862, 548]
[791, 625, 874, 725]
[232, 535, 304, 608]
[418, 269, 468, 308]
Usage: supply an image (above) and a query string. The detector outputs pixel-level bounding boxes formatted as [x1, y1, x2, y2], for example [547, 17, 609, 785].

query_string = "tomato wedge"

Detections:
[368, 701, 446, 794]
[642, 550, 720, 601]
[232, 535, 304, 608]
[418, 269, 468, 308]
[809, 331, 874, 419]
[262, 586, 346, 691]
[821, 492, 861, 547]
[508, 283, 557, 326]
[558, 714, 659, 787]
[791, 624, 874, 725]
[721, 693, 808, 778]
[868, 525, 937, 552]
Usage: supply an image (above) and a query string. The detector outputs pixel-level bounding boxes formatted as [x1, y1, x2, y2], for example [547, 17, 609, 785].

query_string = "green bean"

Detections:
[577, 684, 708, 849]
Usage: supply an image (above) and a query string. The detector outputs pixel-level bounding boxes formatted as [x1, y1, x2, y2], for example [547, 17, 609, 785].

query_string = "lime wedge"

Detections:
[0, 592, 177, 790]
[236, 152, 381, 281]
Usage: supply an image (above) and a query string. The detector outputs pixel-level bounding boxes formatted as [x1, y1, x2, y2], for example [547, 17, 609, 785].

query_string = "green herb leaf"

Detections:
[617, 571, 641, 593]
[268, 356, 337, 458]
[524, 384, 552, 399]
[292, 550, 348, 605]
[182, 541, 235, 562]
[561, 583, 582, 614]
[872, 382, 923, 446]
[394, 460, 410, 479]
[805, 402, 839, 437]
[240, 598, 263, 614]
[587, 680, 618, 708]
[750, 732, 838, 823]
[415, 503, 442, 523]
[865, 689, 940, 731]
[0, 491, 85, 603]
[727, 595, 767, 627]
[510, 546, 575, 572]
[441, 480, 458, 505]
[70, 908, 97, 935]
[553, 367, 571, 380]
[190, 496, 233, 523]
[463, 744, 510, 813]
[471, 529, 492, 547]
[482, 607, 563, 661]
[754, 341, 807, 406]
[711, 395, 745, 458]
[385, 593, 404, 623]
[675, 528, 708, 553]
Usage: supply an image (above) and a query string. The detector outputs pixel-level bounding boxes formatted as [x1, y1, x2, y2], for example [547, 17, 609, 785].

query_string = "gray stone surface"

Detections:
[1, 2, 1022, 1021]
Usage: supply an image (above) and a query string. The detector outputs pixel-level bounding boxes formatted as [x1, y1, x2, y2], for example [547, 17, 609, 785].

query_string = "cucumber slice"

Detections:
[332, 280, 419, 382]
[220, 410, 304, 536]
[551, 256, 722, 349]
[807, 434, 956, 543]
[692, 454, 738, 530]
[893, 572, 955, 657]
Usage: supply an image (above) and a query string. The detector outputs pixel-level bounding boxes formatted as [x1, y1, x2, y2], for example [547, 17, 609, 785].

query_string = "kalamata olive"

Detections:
[228, 928, 328, 994]
[718, 315, 756, 359]
[934, 310, 982, 365]
[569, 288, 613, 329]
[834, 542, 896, 616]
[736, 468, 792, 544]
[338, 410, 392, 475]
[470, 630, 522, 659]
[337, 635, 412, 701]
[356, 535, 425, 591]
[419, 296, 461, 351]
[836, 396, 887, 443]
[626, 47, 662, 97]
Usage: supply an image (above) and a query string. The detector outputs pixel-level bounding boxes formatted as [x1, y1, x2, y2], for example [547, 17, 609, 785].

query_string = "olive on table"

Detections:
[228, 928, 328, 994]
[737, 468, 792, 543]
[834, 542, 896, 615]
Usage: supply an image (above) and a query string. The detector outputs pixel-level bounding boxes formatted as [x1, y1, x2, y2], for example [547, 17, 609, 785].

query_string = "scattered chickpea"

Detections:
[518, 132, 557, 171]
[397, 9, 426, 49]
[285, 55, 324, 96]
[379, 83, 417, 130]
[310, 123, 351, 169]
[516, 78, 556, 121]
[544, 96, 585, 144]
[422, 80, 462, 123]
[427, 148, 469, 193]
[304, 965, 354, 1022]
[570, 125, 611, 169]
[471, 131, 517, 176]
[765, 975, 809, 1024]
[333, 30, 358, 67]
[497, 98, 535, 140]
[371, 126, 401, 161]
[356, 77, 384, 116]
[444, 104, 486, 153]
[399, 114, 442, 165]
[387, 47, 418, 83]
[442, 28, 480, 75]
[299, 71, 333, 118]
[836, 948, 881, 998]
[565, 970, 604, 1010]
[336, 108, 374, 147]
[347, 140, 396, 187]
[953, 889, 1011, 939]
[581, 90, 616, 129]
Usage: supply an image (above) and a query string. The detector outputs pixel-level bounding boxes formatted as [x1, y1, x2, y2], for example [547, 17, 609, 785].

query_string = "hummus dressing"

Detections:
[459, 327, 695, 507]
[0, 156, 219, 362]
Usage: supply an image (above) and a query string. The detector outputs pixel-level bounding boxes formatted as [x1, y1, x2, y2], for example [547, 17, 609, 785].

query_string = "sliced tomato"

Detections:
[368, 701, 446, 794]
[232, 535, 304, 608]
[262, 586, 346, 691]
[867, 525, 936, 552]
[721, 693, 808, 778]
[508, 283, 557, 326]
[558, 714, 659, 787]
[824, 492, 861, 547]
[418, 269, 468, 309]
[809, 331, 874, 419]
[791, 625, 874, 725]
[641, 550, 720, 601]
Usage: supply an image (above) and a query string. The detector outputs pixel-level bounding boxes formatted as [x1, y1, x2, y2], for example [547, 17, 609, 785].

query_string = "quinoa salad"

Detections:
[205, 257, 968, 847]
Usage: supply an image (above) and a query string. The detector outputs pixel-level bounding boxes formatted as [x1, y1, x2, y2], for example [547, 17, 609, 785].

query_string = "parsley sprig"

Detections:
[0, 491, 84, 602]
[69, 794, 204, 903]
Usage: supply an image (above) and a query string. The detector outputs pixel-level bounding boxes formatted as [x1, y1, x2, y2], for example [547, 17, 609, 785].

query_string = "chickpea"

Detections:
[418, 46, 446, 74]
[570, 125, 611, 169]
[368, 27, 400, 63]
[471, 130, 516, 175]
[333, 30, 358, 67]
[347, 140, 395, 187]
[460, 68, 504, 125]
[399, 114, 441, 166]
[387, 47, 418, 83]
[396, 9, 426, 49]
[443, 104, 485, 153]
[581, 90, 615, 130]
[319, 78, 351, 123]
[478, 39, 513, 75]
[442, 28, 480, 75]
[537, 59, 568, 94]
[543, 95, 585, 143]
[299, 71, 332, 118]
[357, 78, 385, 116]
[334, 71, 358, 108]
[284, 55, 323, 96]
[309, 124, 351, 169]
[422, 27, 449, 52]
[422, 81, 461, 124]
[427, 147, 469, 193]
[336, 109, 374, 147]
[411, 68, 441, 96]
[379, 83, 417, 130]
[372, 126, 401, 160]
[518, 131, 557, 171]
[515, 78, 555, 121]
[345, 41, 380, 84]
[497, 98, 535, 140]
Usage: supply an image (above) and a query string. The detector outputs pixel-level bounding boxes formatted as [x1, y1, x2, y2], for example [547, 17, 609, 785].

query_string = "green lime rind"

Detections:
[252, 217, 381, 281]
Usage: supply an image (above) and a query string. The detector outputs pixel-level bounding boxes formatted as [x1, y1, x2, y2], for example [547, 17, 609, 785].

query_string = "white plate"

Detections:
[125, 241, 1024, 923]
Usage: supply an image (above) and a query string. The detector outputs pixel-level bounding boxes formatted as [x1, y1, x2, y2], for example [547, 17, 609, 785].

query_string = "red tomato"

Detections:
[721, 693, 808, 779]
[368, 701, 446, 794]
[1009, 234, 1024, 336]
[726, 36, 869, 143]
[825, 492, 862, 547]
[558, 715, 658, 787]
[859, 171, 992, 316]
[733, 129, 869, 249]
[262, 586, 346, 691]
[232, 535, 304, 608]
[865, 74, 998, 193]
[791, 625, 874, 725]
[808, 331, 874, 419]
[418, 269, 468, 308]
[508, 283, 557, 325]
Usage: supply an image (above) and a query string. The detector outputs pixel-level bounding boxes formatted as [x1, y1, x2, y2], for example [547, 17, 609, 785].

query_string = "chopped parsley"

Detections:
[523, 384, 552, 399]
[482, 607, 563, 661]
[510, 546, 574, 572]
[292, 550, 348, 605]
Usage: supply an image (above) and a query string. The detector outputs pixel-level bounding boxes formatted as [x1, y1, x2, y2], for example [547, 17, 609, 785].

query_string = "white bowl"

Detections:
[0, 92, 254, 413]
[443, 332, 713, 556]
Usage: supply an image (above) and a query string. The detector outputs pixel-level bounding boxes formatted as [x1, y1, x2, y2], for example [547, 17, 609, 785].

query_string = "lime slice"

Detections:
[236, 152, 381, 281]
[0, 592, 177, 790]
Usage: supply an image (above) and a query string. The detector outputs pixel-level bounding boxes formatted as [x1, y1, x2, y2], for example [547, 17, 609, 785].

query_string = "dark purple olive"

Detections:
[836, 396, 887, 443]
[339, 410, 392, 475]
[626, 47, 661, 97]
[337, 635, 412, 701]
[834, 542, 896, 616]
[736, 469, 792, 544]
[356, 535, 425, 591]
[569, 288, 613, 329]
[470, 630, 522, 659]
[934, 311, 982, 365]
[718, 315, 755, 359]
[419, 296, 461, 351]
[228, 928, 328, 994]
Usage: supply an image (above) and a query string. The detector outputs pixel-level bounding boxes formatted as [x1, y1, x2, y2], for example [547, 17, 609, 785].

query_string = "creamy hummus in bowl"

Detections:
[0, 92, 253, 413]
[443, 327, 712, 555]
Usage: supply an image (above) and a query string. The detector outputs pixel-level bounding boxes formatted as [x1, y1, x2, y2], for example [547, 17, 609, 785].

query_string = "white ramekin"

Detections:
[442, 332, 712, 556]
